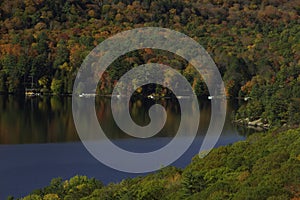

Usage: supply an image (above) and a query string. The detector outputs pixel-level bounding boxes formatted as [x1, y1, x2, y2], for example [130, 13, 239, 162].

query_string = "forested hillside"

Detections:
[0, 0, 299, 125]
[18, 128, 300, 200]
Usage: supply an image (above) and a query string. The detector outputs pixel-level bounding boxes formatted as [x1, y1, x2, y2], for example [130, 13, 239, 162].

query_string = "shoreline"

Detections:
[233, 118, 270, 132]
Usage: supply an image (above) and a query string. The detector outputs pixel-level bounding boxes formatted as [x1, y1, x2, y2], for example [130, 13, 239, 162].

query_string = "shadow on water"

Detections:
[0, 95, 79, 144]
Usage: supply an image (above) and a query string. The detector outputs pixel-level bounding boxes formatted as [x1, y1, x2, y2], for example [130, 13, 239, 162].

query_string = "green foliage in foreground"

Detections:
[17, 128, 300, 200]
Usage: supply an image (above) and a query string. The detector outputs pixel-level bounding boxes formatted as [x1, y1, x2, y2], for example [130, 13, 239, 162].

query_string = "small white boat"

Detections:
[147, 94, 155, 99]
[177, 96, 190, 99]
[208, 96, 227, 100]
[244, 97, 250, 101]
[79, 93, 96, 98]
[111, 94, 121, 99]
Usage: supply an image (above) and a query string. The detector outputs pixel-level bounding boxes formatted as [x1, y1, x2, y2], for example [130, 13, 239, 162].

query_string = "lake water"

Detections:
[0, 95, 247, 199]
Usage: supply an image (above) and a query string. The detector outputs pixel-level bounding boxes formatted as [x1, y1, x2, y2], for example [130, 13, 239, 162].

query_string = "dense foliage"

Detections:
[16, 128, 300, 200]
[1, 1, 299, 199]
[0, 0, 299, 126]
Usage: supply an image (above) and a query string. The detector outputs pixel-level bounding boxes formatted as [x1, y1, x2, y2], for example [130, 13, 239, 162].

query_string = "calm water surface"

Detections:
[0, 95, 246, 198]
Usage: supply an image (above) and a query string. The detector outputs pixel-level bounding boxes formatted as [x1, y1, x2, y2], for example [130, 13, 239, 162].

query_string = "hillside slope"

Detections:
[0, 0, 299, 125]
